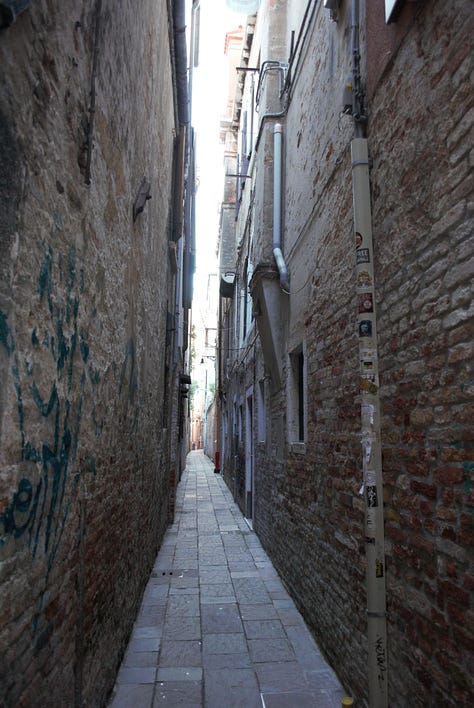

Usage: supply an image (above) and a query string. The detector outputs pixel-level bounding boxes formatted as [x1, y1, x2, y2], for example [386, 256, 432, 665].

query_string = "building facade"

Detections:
[0, 0, 194, 704]
[217, 0, 473, 705]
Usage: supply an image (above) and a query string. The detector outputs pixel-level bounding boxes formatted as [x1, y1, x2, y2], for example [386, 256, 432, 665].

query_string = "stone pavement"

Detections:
[109, 450, 347, 708]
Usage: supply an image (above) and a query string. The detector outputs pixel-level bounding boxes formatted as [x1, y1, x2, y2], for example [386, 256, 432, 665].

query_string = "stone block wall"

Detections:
[0, 1, 177, 704]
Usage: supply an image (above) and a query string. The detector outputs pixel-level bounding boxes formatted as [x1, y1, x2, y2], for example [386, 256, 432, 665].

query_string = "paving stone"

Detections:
[201, 603, 243, 633]
[202, 633, 247, 655]
[169, 585, 199, 596]
[270, 688, 347, 708]
[264, 579, 289, 592]
[159, 640, 202, 667]
[116, 666, 156, 684]
[227, 561, 259, 572]
[276, 608, 305, 626]
[200, 594, 239, 605]
[261, 691, 321, 708]
[135, 606, 166, 626]
[122, 651, 159, 668]
[154, 558, 175, 570]
[305, 667, 346, 690]
[200, 582, 235, 599]
[132, 626, 163, 639]
[199, 568, 231, 584]
[285, 624, 327, 669]
[162, 616, 201, 641]
[127, 637, 161, 653]
[144, 582, 170, 598]
[204, 668, 261, 708]
[272, 599, 296, 610]
[239, 604, 279, 621]
[247, 638, 296, 663]
[254, 662, 310, 691]
[228, 553, 254, 563]
[243, 619, 286, 639]
[156, 667, 203, 682]
[230, 570, 261, 578]
[202, 651, 252, 669]
[233, 577, 271, 604]
[110, 683, 154, 708]
[152, 680, 202, 707]
[166, 596, 200, 618]
[170, 575, 199, 589]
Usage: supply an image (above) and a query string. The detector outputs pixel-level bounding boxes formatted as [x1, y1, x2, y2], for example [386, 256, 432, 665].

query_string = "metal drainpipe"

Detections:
[350, 0, 388, 705]
[273, 123, 290, 292]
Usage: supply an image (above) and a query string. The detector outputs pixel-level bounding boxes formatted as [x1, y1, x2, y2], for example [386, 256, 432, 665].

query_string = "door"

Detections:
[245, 389, 254, 521]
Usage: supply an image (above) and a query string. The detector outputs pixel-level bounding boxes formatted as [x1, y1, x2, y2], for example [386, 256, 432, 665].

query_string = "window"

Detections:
[288, 344, 306, 448]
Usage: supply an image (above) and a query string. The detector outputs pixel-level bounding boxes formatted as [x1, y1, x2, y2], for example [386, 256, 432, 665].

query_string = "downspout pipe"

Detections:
[173, 0, 189, 126]
[273, 123, 290, 292]
[350, 0, 366, 137]
[352, 140, 387, 707]
[350, 0, 387, 705]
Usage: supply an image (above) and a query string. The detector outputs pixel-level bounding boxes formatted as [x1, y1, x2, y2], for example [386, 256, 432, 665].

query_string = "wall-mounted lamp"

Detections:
[201, 355, 216, 364]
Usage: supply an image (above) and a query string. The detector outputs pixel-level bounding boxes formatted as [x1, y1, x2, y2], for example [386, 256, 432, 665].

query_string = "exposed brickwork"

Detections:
[219, 0, 474, 705]
[0, 1, 181, 704]
[370, 1, 474, 703]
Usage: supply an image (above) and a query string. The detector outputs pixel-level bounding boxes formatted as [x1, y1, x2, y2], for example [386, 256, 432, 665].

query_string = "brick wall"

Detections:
[369, 0, 474, 703]
[221, 0, 474, 705]
[0, 1, 177, 704]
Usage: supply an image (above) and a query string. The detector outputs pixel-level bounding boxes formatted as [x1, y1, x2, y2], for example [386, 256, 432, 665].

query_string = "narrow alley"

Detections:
[1, 1, 472, 705]
[109, 451, 346, 708]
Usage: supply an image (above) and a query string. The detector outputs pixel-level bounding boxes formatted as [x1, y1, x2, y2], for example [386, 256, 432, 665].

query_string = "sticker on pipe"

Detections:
[357, 270, 373, 288]
[367, 485, 378, 508]
[360, 348, 375, 360]
[366, 508, 376, 529]
[356, 248, 370, 264]
[359, 320, 372, 338]
[366, 470, 377, 486]
[358, 293, 374, 314]
[360, 378, 379, 395]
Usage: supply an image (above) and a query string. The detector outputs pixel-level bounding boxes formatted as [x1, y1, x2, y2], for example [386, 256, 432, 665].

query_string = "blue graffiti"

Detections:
[0, 242, 90, 571]
[1, 235, 138, 639]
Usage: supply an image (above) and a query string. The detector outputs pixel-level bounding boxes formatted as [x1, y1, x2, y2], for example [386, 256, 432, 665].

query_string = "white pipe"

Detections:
[273, 123, 290, 292]
[351, 137, 388, 708]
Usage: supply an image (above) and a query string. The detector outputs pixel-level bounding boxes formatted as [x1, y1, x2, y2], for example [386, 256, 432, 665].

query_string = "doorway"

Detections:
[245, 388, 254, 523]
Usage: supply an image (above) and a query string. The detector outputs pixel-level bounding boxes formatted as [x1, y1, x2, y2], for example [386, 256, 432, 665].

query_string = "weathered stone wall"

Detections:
[221, 0, 473, 705]
[252, 0, 365, 695]
[0, 1, 177, 705]
[369, 0, 474, 704]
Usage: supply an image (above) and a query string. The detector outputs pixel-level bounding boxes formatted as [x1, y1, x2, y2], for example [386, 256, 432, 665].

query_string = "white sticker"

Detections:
[362, 403, 375, 425]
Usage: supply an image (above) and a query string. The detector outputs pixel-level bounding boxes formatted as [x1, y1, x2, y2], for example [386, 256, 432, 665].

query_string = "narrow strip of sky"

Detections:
[190, 1, 247, 293]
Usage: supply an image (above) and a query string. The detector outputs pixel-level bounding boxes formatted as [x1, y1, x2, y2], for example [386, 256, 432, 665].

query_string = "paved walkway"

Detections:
[109, 450, 346, 707]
